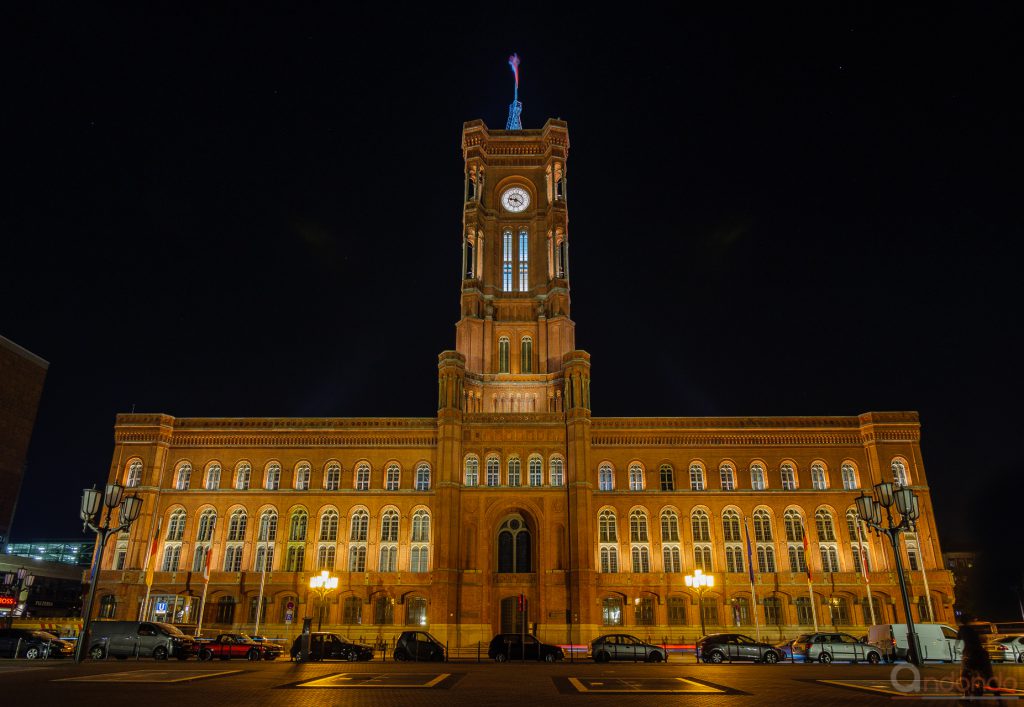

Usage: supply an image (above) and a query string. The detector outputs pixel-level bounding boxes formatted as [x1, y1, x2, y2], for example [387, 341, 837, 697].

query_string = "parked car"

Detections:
[196, 633, 280, 661]
[590, 634, 666, 662]
[394, 631, 446, 662]
[87, 621, 194, 660]
[248, 635, 285, 660]
[867, 623, 962, 663]
[488, 633, 564, 662]
[790, 632, 882, 664]
[985, 635, 1024, 664]
[289, 632, 374, 661]
[0, 629, 74, 659]
[697, 633, 783, 664]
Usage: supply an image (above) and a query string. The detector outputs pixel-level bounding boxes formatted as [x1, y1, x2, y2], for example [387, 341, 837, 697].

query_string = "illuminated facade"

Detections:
[92, 118, 954, 646]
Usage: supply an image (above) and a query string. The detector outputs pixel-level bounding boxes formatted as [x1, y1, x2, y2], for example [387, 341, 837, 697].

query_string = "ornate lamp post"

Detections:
[685, 569, 714, 640]
[856, 481, 922, 666]
[75, 482, 143, 663]
[2, 568, 35, 628]
[308, 570, 338, 632]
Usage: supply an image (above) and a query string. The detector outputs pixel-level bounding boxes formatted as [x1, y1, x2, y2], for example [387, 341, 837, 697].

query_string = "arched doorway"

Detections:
[497, 514, 531, 573]
[500, 596, 526, 634]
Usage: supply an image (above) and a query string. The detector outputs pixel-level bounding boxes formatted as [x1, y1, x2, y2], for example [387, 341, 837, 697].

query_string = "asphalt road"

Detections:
[1, 657, 1021, 705]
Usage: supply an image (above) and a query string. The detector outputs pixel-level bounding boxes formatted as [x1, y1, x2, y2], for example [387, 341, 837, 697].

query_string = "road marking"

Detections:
[296, 672, 453, 689]
[566, 676, 725, 694]
[57, 670, 242, 683]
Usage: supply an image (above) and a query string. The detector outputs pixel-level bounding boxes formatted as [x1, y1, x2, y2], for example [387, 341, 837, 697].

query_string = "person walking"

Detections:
[957, 621, 993, 697]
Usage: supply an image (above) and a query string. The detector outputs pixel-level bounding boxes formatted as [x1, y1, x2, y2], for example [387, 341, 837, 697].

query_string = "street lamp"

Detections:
[856, 481, 922, 666]
[308, 570, 338, 632]
[75, 482, 143, 663]
[685, 569, 715, 640]
[2, 568, 35, 628]
[827, 597, 840, 630]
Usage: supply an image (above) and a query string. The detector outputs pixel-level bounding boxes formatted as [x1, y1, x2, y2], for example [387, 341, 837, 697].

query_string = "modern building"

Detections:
[0, 335, 48, 550]
[5, 540, 96, 568]
[943, 551, 979, 621]
[88, 115, 954, 646]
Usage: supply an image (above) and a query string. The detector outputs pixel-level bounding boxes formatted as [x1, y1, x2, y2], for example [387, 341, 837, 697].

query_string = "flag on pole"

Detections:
[802, 520, 813, 581]
[508, 53, 520, 87]
[202, 546, 212, 581]
[144, 518, 161, 588]
[744, 517, 755, 583]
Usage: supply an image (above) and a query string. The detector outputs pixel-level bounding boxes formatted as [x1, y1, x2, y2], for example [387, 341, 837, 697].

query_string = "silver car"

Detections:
[987, 635, 1024, 663]
[792, 632, 882, 664]
[590, 634, 666, 662]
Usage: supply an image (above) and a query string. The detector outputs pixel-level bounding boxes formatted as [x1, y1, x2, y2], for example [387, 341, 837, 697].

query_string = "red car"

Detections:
[196, 633, 281, 661]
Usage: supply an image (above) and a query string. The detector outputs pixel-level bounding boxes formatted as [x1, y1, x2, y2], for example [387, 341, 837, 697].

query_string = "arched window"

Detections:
[257, 510, 278, 541]
[254, 544, 274, 572]
[126, 460, 143, 488]
[507, 457, 521, 487]
[784, 510, 805, 542]
[286, 544, 305, 572]
[518, 228, 529, 291]
[348, 545, 367, 572]
[410, 545, 429, 573]
[795, 597, 814, 625]
[379, 545, 398, 572]
[689, 464, 705, 491]
[265, 463, 281, 490]
[521, 336, 532, 373]
[485, 456, 500, 486]
[317, 545, 336, 571]
[631, 546, 651, 573]
[355, 463, 370, 491]
[722, 509, 741, 542]
[598, 464, 614, 491]
[629, 464, 644, 491]
[602, 596, 623, 625]
[205, 463, 221, 490]
[810, 463, 827, 490]
[599, 510, 617, 542]
[342, 596, 362, 624]
[412, 510, 430, 542]
[411, 510, 430, 572]
[815, 509, 836, 541]
[464, 457, 479, 486]
[196, 510, 216, 542]
[415, 464, 431, 491]
[841, 463, 858, 490]
[223, 544, 243, 572]
[285, 510, 306, 542]
[629, 510, 649, 542]
[780, 463, 797, 490]
[891, 458, 910, 487]
[720, 464, 735, 491]
[294, 463, 311, 490]
[235, 462, 251, 490]
[691, 510, 711, 542]
[846, 509, 867, 542]
[549, 457, 564, 487]
[788, 545, 808, 573]
[693, 546, 712, 572]
[502, 229, 513, 292]
[497, 514, 531, 573]
[385, 464, 400, 491]
[227, 510, 247, 541]
[905, 537, 920, 571]
[319, 510, 338, 541]
[527, 456, 542, 487]
[498, 337, 510, 373]
[380, 510, 399, 542]
[349, 510, 369, 542]
[175, 463, 192, 490]
[659, 464, 674, 491]
[750, 464, 766, 490]
[726, 545, 745, 573]
[661, 510, 680, 541]
[324, 463, 341, 491]
[820, 545, 840, 573]
[753, 509, 773, 542]
[161, 544, 181, 572]
[757, 545, 777, 573]
[405, 596, 428, 626]
[192, 544, 210, 572]
[166, 510, 186, 541]
[663, 545, 681, 572]
[374, 596, 394, 625]
[600, 546, 619, 573]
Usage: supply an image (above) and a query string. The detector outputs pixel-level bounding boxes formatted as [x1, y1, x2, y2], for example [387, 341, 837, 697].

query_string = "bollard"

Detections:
[15, 638, 22, 659]
[45, 640, 51, 661]
[445, 640, 448, 663]
[477, 640, 480, 664]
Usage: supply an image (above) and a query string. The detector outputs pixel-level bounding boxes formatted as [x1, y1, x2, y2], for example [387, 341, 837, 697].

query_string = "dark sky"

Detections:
[5, 6, 1021, 617]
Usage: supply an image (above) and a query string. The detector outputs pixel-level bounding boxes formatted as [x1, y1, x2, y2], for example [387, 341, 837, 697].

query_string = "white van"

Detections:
[867, 623, 962, 663]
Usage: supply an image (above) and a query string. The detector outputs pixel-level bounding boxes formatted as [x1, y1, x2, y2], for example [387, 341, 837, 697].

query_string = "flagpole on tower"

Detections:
[506, 53, 522, 130]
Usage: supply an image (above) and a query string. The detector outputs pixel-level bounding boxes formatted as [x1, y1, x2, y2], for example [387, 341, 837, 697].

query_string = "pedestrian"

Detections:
[957, 621, 993, 697]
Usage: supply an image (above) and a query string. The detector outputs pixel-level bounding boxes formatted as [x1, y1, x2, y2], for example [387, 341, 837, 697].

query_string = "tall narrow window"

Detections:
[598, 464, 614, 491]
[265, 463, 281, 490]
[205, 463, 221, 490]
[660, 510, 680, 542]
[497, 515, 531, 573]
[464, 457, 479, 487]
[486, 457, 500, 487]
[810, 463, 827, 490]
[502, 229, 513, 292]
[891, 459, 910, 487]
[295, 463, 311, 490]
[498, 337, 510, 373]
[628, 464, 644, 491]
[549, 457, 564, 487]
[355, 463, 370, 491]
[507, 458, 521, 487]
[518, 228, 529, 291]
[325, 463, 341, 491]
[528, 456, 542, 487]
[289, 510, 308, 542]
[176, 463, 192, 490]
[689, 464, 705, 491]
[520, 337, 532, 373]
[319, 510, 338, 541]
[750, 464, 766, 491]
[841, 463, 858, 490]
[415, 464, 431, 491]
[659, 465, 674, 491]
[235, 463, 251, 490]
[722, 510, 741, 542]
[780, 464, 797, 490]
[126, 460, 143, 488]
[385, 464, 400, 491]
[598, 511, 618, 573]
[720, 464, 735, 490]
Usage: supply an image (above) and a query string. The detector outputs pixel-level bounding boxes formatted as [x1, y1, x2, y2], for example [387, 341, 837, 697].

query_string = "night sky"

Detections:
[5, 7, 1021, 617]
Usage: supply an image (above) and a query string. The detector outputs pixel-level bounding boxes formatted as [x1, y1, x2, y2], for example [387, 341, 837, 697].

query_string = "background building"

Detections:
[89, 118, 954, 646]
[0, 335, 48, 550]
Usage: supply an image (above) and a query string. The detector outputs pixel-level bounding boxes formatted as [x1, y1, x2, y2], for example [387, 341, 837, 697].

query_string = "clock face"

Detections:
[501, 187, 531, 213]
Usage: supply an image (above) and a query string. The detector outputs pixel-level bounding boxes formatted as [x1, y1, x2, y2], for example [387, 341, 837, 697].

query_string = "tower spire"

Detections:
[506, 53, 522, 130]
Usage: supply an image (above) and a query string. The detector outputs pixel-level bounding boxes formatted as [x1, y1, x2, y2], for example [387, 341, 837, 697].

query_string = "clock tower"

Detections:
[455, 118, 574, 413]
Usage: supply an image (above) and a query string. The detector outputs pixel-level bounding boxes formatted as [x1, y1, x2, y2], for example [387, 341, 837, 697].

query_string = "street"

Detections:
[1, 658, 1021, 705]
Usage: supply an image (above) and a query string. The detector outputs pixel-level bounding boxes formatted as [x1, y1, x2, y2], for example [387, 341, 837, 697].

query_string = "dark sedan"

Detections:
[290, 632, 374, 661]
[0, 629, 74, 659]
[697, 633, 783, 664]
[488, 633, 564, 662]
[590, 634, 666, 662]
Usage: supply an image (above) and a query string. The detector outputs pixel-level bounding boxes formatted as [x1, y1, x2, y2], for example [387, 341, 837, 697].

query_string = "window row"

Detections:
[463, 455, 564, 488]
[598, 594, 873, 628]
[496, 336, 534, 374]
[151, 460, 434, 492]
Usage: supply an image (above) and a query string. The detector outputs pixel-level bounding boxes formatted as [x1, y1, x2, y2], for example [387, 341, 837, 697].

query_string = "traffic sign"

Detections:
[286, 600, 295, 610]
[285, 610, 294, 624]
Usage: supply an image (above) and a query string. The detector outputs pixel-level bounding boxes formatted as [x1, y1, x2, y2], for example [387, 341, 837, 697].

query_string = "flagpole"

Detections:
[195, 517, 216, 637]
[744, 517, 761, 641]
[802, 518, 818, 633]
[254, 538, 267, 635]
[139, 517, 162, 621]
[859, 518, 876, 626]
[920, 535, 935, 622]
